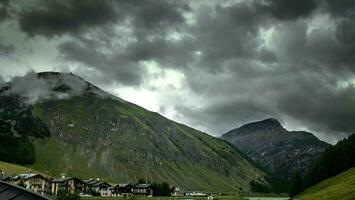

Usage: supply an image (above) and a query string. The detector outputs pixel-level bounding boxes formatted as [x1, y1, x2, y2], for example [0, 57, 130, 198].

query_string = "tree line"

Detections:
[289, 133, 355, 197]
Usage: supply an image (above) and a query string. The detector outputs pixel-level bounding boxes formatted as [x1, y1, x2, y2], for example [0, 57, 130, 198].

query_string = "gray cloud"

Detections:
[3, 71, 100, 104]
[256, 0, 318, 20]
[323, 0, 355, 18]
[170, 1, 355, 141]
[54, 0, 190, 86]
[18, 0, 118, 37]
[6, 71, 51, 104]
[0, 73, 4, 84]
[0, 43, 14, 55]
[0, 0, 10, 22]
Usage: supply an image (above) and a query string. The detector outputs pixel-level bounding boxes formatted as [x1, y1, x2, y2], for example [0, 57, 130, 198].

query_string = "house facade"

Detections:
[51, 177, 85, 195]
[10, 173, 50, 195]
[84, 179, 112, 196]
[111, 183, 134, 196]
[132, 183, 153, 196]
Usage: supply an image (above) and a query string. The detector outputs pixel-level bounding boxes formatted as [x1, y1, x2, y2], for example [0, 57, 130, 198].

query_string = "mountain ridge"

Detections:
[221, 118, 330, 181]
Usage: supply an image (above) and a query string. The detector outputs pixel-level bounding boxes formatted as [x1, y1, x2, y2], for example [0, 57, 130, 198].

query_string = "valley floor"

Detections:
[81, 196, 289, 200]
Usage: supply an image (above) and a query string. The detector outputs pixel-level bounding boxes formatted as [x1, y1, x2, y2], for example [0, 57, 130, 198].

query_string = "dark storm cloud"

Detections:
[17, 0, 189, 37]
[277, 76, 355, 135]
[54, 0, 190, 86]
[58, 39, 146, 86]
[170, 0, 355, 139]
[117, 0, 189, 31]
[256, 0, 318, 20]
[0, 0, 10, 22]
[323, 0, 355, 18]
[18, 0, 118, 37]
[2, 0, 355, 141]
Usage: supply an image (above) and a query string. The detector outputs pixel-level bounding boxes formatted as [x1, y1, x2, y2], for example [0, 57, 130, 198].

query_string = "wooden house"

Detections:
[83, 178, 112, 196]
[111, 183, 134, 196]
[51, 176, 85, 195]
[132, 183, 153, 196]
[10, 173, 50, 195]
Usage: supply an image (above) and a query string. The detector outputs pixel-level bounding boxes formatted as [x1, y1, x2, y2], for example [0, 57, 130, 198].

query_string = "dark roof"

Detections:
[12, 173, 48, 181]
[83, 179, 111, 188]
[134, 183, 151, 189]
[83, 179, 98, 185]
[0, 181, 50, 200]
[93, 181, 111, 187]
[52, 177, 84, 184]
[113, 183, 133, 189]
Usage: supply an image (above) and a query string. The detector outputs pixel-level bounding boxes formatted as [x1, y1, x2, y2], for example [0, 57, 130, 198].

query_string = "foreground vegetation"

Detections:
[295, 167, 355, 200]
[82, 196, 246, 200]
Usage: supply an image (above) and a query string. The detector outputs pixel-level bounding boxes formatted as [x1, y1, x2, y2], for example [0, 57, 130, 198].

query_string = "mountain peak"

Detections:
[2, 71, 114, 104]
[222, 118, 283, 139]
[238, 118, 282, 131]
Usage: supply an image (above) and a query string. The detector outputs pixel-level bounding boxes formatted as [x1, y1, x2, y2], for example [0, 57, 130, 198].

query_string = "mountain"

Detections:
[221, 118, 330, 180]
[0, 72, 269, 192]
[294, 167, 355, 200]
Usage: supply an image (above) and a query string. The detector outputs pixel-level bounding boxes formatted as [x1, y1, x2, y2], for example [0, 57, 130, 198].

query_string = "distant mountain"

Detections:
[221, 118, 330, 180]
[0, 72, 269, 192]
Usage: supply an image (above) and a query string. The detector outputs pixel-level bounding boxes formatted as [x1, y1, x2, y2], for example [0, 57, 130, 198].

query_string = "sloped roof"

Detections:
[13, 173, 48, 181]
[134, 183, 151, 189]
[0, 181, 50, 200]
[52, 177, 85, 185]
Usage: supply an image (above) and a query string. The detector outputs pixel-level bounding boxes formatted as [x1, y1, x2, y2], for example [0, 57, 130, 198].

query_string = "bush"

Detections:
[151, 182, 171, 196]
[55, 191, 80, 200]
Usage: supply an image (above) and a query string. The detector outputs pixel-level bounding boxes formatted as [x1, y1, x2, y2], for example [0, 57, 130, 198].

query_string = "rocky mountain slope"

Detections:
[221, 118, 330, 180]
[0, 72, 269, 192]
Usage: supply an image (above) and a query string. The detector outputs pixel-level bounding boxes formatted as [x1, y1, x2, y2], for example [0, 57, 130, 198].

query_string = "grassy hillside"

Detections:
[0, 72, 270, 192]
[295, 167, 355, 200]
[30, 95, 266, 192]
[0, 161, 43, 176]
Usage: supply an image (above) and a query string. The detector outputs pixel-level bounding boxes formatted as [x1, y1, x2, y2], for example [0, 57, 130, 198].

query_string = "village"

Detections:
[0, 170, 211, 198]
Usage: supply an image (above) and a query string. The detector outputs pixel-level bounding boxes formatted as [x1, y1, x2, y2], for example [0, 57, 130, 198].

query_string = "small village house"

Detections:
[132, 183, 153, 196]
[171, 186, 183, 196]
[51, 176, 85, 195]
[9, 173, 51, 195]
[111, 183, 134, 196]
[83, 178, 112, 197]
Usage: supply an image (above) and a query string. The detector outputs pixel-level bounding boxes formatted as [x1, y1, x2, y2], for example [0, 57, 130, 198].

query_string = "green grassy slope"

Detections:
[0, 161, 44, 176]
[30, 95, 266, 192]
[295, 167, 355, 200]
[1, 72, 270, 192]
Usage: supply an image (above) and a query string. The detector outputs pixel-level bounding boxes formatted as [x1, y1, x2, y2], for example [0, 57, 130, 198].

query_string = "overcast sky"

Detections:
[1, 0, 355, 144]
